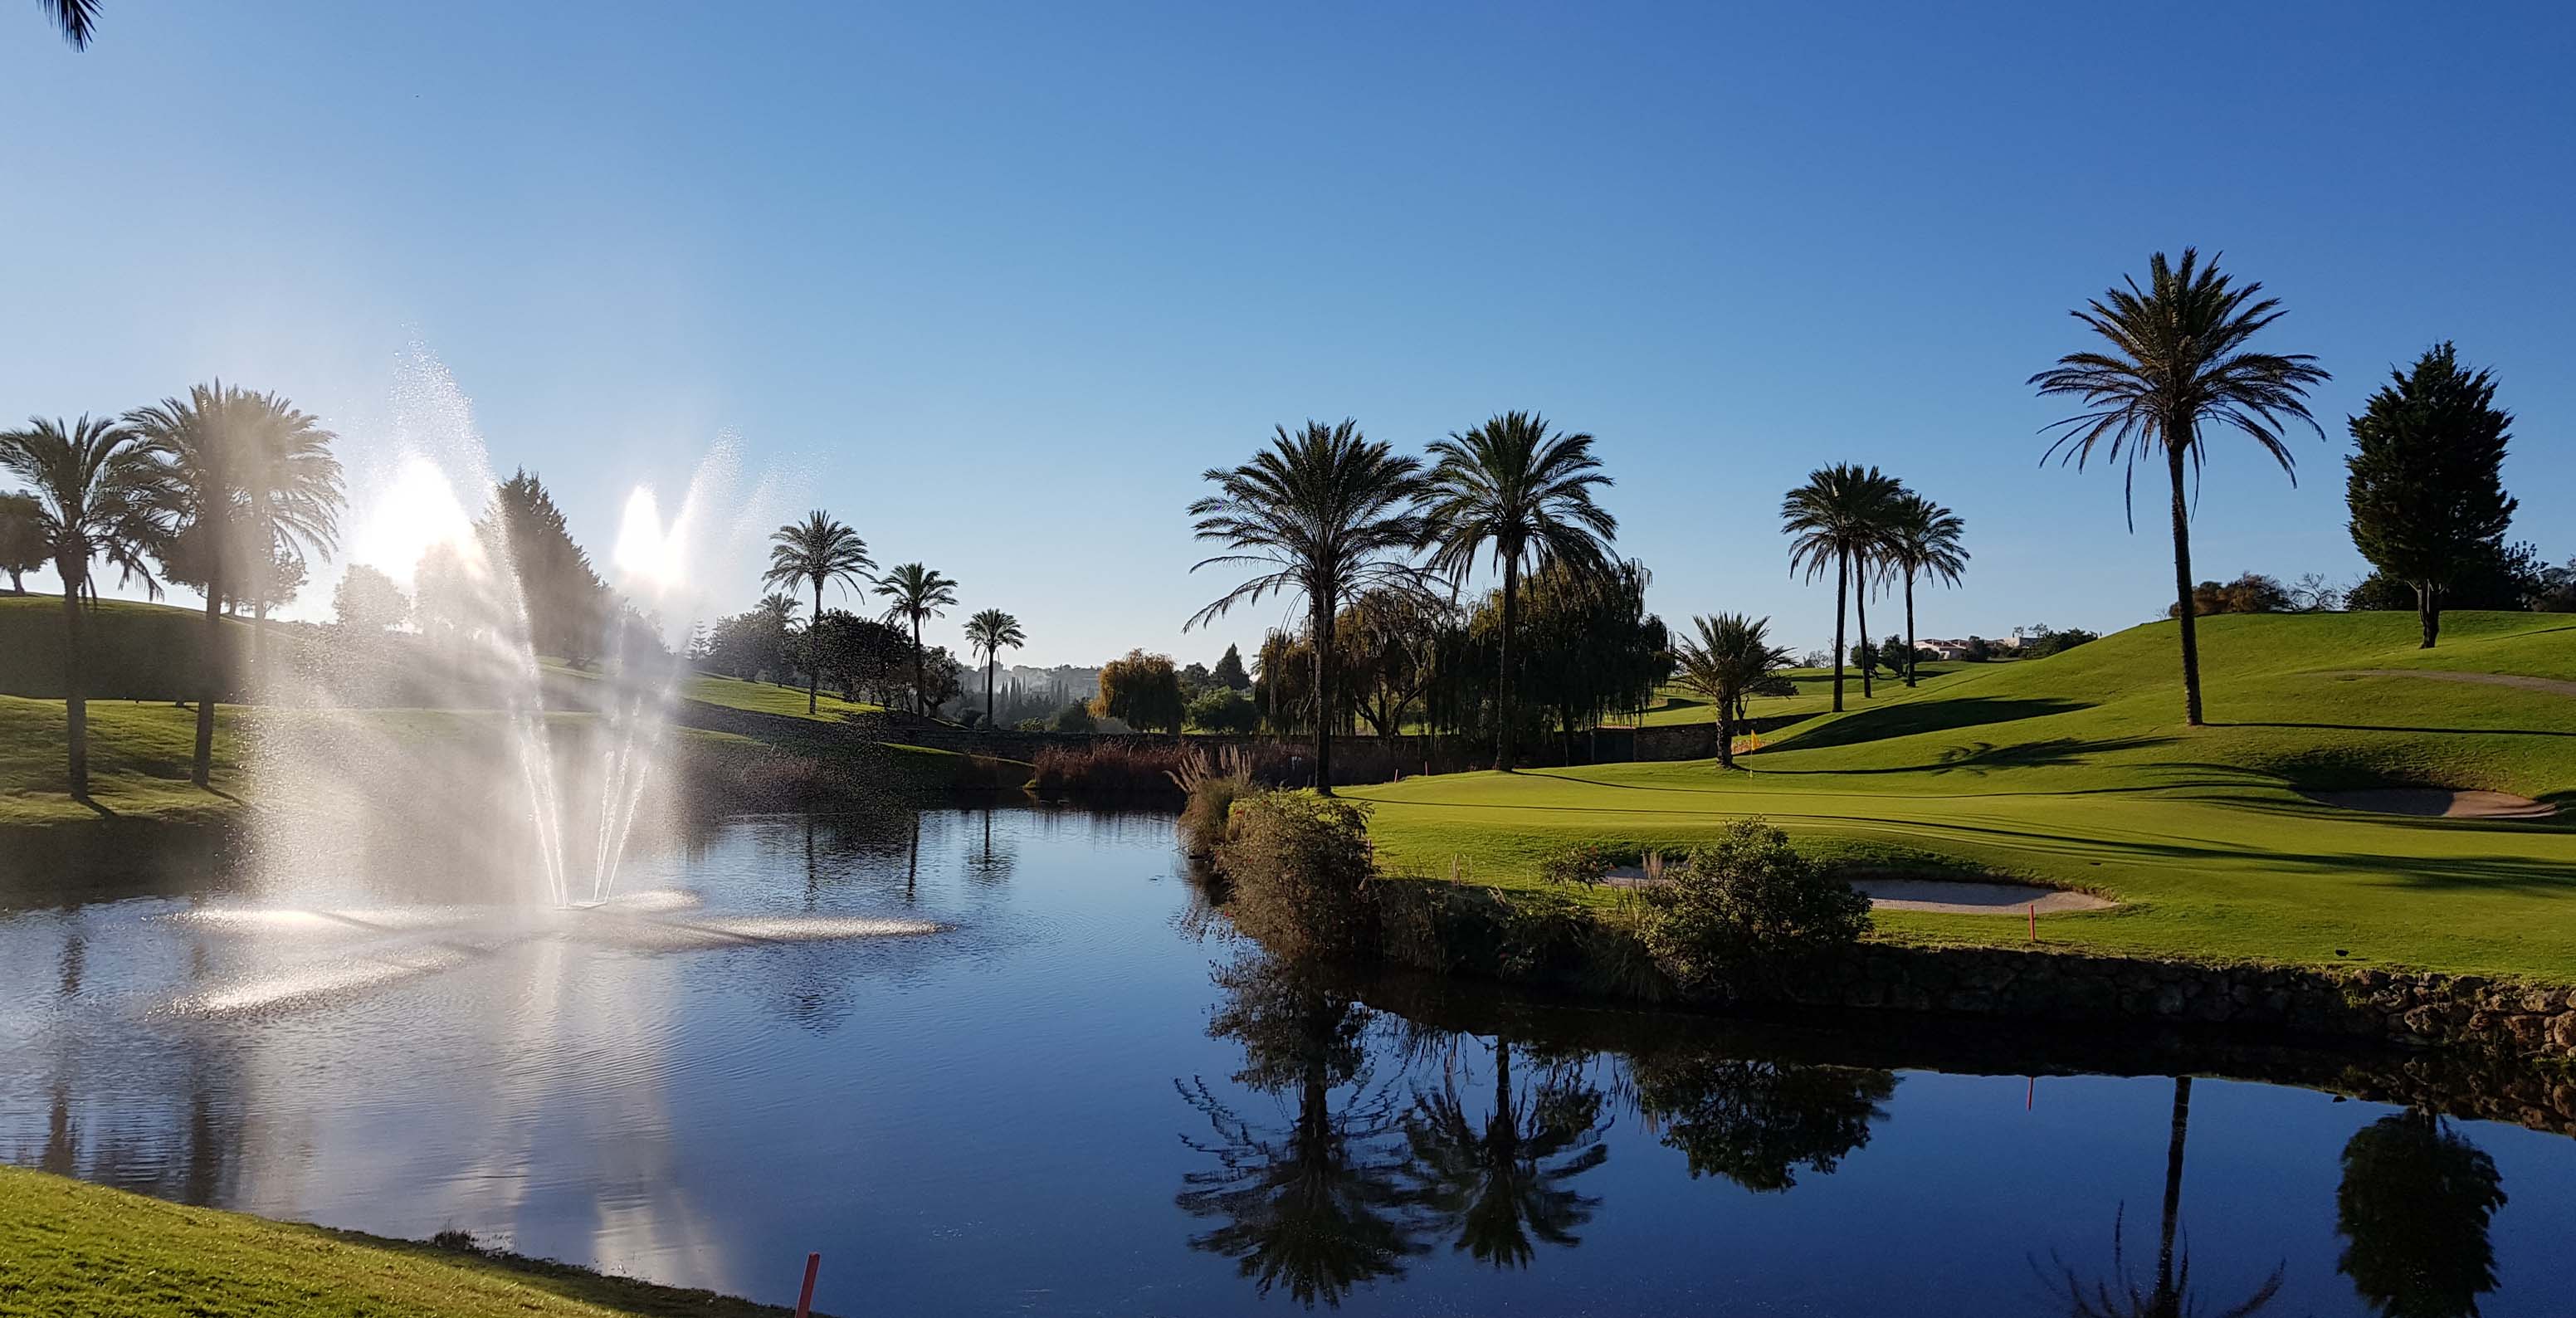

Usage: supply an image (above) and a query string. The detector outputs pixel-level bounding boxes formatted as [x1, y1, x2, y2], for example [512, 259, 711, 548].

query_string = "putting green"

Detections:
[1355, 611, 2576, 981]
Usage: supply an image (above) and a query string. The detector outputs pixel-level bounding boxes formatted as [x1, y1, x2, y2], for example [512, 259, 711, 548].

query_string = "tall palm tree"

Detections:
[1881, 492, 1967, 687]
[876, 563, 959, 716]
[761, 511, 872, 714]
[963, 608, 1025, 730]
[2032, 249, 2330, 726]
[1781, 465, 1903, 713]
[1672, 613, 1795, 769]
[236, 394, 342, 676]
[1186, 420, 1426, 795]
[0, 417, 168, 795]
[129, 383, 331, 787]
[1420, 412, 1617, 774]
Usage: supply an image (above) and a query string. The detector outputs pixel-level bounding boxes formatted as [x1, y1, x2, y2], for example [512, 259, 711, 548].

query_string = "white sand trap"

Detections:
[1606, 869, 2113, 915]
[2303, 788, 2560, 821]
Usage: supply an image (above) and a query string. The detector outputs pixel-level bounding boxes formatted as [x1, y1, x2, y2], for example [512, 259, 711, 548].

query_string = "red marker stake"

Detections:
[794, 1252, 821, 1318]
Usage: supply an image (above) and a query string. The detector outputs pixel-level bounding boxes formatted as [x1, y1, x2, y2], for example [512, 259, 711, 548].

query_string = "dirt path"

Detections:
[2328, 668, 2576, 699]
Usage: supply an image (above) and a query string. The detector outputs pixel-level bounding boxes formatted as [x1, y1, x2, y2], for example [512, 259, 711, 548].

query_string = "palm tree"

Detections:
[42, 0, 100, 48]
[1420, 412, 1617, 774]
[963, 608, 1026, 730]
[1186, 420, 1426, 795]
[2032, 249, 2330, 726]
[1672, 613, 1795, 769]
[761, 511, 873, 714]
[1782, 465, 1903, 712]
[0, 417, 168, 795]
[875, 563, 959, 716]
[129, 383, 332, 787]
[1881, 493, 1967, 687]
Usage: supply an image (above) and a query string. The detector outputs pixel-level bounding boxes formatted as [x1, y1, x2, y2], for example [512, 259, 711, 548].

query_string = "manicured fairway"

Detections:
[1354, 612, 2576, 981]
[0, 1168, 806, 1317]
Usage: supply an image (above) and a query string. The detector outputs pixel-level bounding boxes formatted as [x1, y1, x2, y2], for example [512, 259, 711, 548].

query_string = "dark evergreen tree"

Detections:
[481, 469, 611, 665]
[1211, 642, 1252, 691]
[2345, 343, 2519, 647]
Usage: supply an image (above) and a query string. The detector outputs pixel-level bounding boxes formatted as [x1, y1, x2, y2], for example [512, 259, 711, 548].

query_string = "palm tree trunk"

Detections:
[1903, 569, 1919, 687]
[808, 580, 823, 715]
[910, 616, 925, 716]
[1830, 550, 1849, 713]
[1313, 593, 1334, 795]
[2416, 581, 2440, 648]
[2155, 1076, 2193, 1307]
[2164, 442, 2205, 726]
[985, 653, 996, 730]
[1855, 564, 1874, 700]
[1715, 684, 1735, 769]
[1497, 554, 1520, 774]
[60, 575, 88, 796]
[193, 567, 221, 788]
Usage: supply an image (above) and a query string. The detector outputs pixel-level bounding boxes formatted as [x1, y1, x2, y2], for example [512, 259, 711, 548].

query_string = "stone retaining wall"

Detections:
[1775, 944, 2576, 1058]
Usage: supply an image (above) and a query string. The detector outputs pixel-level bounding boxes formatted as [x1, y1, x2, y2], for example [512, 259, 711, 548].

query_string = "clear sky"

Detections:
[4, 1, 2570, 666]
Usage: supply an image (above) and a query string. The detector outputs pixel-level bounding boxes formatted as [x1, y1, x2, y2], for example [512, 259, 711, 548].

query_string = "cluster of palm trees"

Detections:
[1780, 466, 1970, 714]
[759, 510, 1026, 724]
[1188, 412, 1622, 793]
[1, 386, 345, 795]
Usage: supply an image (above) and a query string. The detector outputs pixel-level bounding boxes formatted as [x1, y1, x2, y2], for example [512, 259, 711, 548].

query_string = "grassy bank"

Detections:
[1354, 611, 2576, 982]
[0, 1167, 815, 1317]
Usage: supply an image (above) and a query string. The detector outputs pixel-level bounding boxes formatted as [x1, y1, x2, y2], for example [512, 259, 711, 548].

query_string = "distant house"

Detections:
[1918, 637, 1973, 661]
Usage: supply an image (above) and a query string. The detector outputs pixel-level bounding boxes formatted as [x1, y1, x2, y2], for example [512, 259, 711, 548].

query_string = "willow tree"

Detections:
[1187, 421, 1425, 795]
[1418, 412, 1616, 774]
[2032, 249, 2329, 725]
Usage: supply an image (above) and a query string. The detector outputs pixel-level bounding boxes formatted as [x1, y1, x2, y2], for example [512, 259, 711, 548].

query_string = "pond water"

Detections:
[4, 805, 2574, 1316]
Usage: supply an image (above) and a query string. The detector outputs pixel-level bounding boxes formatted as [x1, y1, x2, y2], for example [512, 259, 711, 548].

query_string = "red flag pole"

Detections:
[2028, 902, 2036, 941]
[794, 1252, 821, 1318]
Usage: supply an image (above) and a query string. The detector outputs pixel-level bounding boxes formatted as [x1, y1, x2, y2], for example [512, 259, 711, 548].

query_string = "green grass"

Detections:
[0, 696, 246, 828]
[1354, 611, 2576, 982]
[1622, 661, 1973, 727]
[0, 1167, 813, 1317]
[678, 671, 886, 722]
[0, 593, 266, 701]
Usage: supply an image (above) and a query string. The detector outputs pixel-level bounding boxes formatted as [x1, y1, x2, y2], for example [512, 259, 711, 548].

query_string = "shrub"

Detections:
[1030, 740, 1188, 801]
[1049, 700, 1097, 733]
[1170, 744, 1259, 857]
[1217, 791, 1378, 963]
[1539, 842, 1615, 887]
[1639, 818, 1869, 996]
[1186, 686, 1260, 734]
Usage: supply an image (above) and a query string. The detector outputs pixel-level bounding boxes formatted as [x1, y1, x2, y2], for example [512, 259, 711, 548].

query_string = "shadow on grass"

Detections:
[2213, 720, 2576, 740]
[1767, 697, 2091, 753]
[1749, 734, 2182, 777]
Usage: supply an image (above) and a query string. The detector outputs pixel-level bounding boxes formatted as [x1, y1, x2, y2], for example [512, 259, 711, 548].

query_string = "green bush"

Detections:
[1539, 841, 1615, 887]
[1184, 686, 1259, 734]
[1216, 790, 1378, 963]
[1639, 818, 1870, 996]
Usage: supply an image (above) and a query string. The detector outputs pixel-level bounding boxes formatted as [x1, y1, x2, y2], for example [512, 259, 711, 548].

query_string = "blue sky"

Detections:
[4, 2, 2570, 666]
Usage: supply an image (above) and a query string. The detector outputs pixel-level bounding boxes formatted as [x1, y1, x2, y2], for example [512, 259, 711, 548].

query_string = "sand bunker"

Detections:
[2302, 788, 2560, 821]
[1606, 869, 2113, 915]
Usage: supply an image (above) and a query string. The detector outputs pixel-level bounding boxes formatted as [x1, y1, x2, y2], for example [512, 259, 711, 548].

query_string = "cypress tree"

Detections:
[2345, 343, 2518, 647]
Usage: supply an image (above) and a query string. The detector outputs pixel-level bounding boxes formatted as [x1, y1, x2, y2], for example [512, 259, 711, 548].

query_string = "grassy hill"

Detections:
[1354, 611, 2576, 980]
[1624, 661, 1971, 727]
[0, 1167, 813, 1317]
[0, 593, 262, 700]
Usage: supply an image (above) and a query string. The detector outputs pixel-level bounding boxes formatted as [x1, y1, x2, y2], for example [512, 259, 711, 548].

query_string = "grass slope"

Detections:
[1625, 662, 1971, 727]
[678, 672, 885, 722]
[1354, 611, 2576, 981]
[0, 1167, 812, 1317]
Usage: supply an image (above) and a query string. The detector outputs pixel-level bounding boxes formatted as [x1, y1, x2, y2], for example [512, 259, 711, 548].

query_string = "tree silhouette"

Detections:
[963, 608, 1025, 730]
[1783, 465, 1903, 712]
[1418, 412, 1617, 774]
[875, 562, 959, 716]
[1400, 1037, 1609, 1268]
[2336, 1108, 2505, 1318]
[762, 510, 873, 713]
[2031, 249, 2329, 726]
[1186, 421, 1425, 795]
[1176, 956, 1424, 1306]
[1882, 492, 1967, 687]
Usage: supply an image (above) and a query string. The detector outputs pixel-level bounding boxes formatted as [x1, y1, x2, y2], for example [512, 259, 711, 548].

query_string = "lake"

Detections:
[3, 805, 2571, 1316]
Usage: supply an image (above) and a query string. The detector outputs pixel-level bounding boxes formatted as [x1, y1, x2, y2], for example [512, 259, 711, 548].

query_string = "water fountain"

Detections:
[167, 351, 941, 1017]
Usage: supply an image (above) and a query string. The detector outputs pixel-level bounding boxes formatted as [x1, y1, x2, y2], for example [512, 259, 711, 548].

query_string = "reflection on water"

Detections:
[2, 806, 2572, 1315]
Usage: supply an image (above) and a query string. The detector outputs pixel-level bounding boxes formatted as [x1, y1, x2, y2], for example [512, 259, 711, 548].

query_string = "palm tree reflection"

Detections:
[1399, 1037, 1610, 1267]
[2336, 1107, 2505, 1318]
[2042, 1077, 2284, 1318]
[1176, 957, 1422, 1306]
